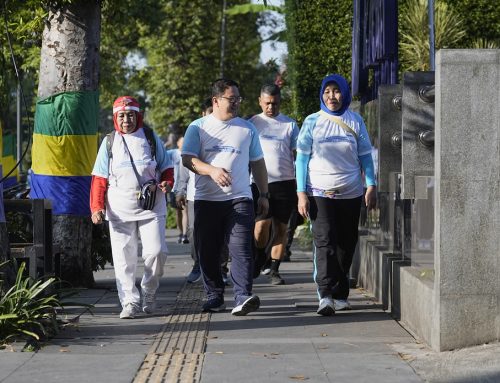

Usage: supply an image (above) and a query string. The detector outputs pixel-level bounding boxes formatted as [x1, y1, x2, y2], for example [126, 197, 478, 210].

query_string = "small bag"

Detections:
[138, 180, 157, 210]
[121, 136, 158, 211]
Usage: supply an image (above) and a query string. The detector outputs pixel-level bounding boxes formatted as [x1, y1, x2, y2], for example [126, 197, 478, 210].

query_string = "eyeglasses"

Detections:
[219, 96, 243, 104]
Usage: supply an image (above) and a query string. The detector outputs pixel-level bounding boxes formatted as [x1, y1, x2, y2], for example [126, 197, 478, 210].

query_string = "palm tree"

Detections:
[399, 0, 466, 72]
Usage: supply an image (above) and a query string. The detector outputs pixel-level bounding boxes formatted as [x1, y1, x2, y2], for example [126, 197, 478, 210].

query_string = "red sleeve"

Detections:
[160, 167, 174, 190]
[90, 175, 107, 213]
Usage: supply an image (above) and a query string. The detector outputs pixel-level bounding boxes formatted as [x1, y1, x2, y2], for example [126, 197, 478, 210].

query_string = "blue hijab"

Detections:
[319, 74, 351, 116]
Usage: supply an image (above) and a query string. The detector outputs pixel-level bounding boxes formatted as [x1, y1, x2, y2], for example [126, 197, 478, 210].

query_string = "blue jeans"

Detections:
[194, 198, 255, 302]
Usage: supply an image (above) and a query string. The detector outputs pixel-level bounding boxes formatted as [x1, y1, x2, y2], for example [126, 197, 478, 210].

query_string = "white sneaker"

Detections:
[334, 299, 351, 311]
[317, 297, 335, 316]
[231, 295, 260, 316]
[142, 291, 156, 314]
[120, 302, 139, 319]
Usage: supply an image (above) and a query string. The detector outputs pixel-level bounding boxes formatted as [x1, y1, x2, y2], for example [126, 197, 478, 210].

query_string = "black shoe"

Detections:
[269, 271, 285, 285]
[253, 249, 267, 279]
[283, 248, 292, 262]
[181, 234, 189, 244]
[202, 297, 226, 312]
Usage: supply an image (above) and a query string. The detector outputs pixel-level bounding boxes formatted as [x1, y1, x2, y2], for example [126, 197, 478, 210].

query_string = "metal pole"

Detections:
[219, 0, 226, 78]
[16, 81, 22, 173]
[428, 0, 435, 70]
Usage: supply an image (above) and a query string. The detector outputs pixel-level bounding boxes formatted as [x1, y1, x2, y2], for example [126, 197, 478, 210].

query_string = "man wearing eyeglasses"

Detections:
[182, 78, 269, 316]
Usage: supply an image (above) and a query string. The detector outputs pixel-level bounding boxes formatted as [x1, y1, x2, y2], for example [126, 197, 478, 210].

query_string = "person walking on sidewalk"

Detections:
[249, 84, 299, 285]
[90, 96, 174, 319]
[295, 74, 376, 316]
[175, 98, 230, 284]
[169, 135, 190, 245]
[182, 78, 269, 316]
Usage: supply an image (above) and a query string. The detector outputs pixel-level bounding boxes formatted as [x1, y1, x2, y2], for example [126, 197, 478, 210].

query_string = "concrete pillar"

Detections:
[434, 49, 500, 350]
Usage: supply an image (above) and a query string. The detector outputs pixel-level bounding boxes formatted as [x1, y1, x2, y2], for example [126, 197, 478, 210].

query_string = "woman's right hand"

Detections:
[297, 192, 309, 219]
[91, 209, 105, 225]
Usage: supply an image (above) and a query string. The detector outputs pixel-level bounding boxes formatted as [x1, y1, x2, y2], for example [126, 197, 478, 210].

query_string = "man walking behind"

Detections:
[182, 79, 269, 316]
[249, 84, 299, 285]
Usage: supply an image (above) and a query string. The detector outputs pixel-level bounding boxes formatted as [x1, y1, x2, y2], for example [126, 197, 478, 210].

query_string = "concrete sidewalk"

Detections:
[1, 229, 499, 383]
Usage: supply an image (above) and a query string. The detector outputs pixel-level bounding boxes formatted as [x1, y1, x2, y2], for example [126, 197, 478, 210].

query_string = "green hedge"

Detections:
[284, 0, 353, 124]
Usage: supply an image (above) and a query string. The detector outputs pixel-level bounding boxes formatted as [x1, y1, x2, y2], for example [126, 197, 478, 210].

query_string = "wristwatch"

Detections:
[259, 192, 270, 198]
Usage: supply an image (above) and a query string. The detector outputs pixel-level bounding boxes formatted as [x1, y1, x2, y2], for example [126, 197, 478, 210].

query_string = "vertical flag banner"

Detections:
[30, 91, 99, 215]
[2, 134, 19, 188]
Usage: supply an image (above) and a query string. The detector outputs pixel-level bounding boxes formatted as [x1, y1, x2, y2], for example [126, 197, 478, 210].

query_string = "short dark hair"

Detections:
[211, 78, 239, 98]
[260, 84, 281, 97]
[201, 97, 213, 113]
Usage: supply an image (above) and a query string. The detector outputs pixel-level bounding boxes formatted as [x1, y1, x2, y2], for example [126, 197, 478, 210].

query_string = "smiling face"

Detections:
[116, 111, 137, 133]
[322, 82, 343, 112]
[259, 93, 280, 118]
[213, 86, 241, 121]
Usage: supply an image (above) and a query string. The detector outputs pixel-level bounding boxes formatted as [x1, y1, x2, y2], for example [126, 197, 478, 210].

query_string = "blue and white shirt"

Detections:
[296, 109, 372, 199]
[249, 113, 299, 184]
[182, 114, 263, 201]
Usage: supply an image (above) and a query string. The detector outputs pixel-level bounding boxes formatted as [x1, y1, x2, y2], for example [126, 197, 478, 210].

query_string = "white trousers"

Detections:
[108, 216, 167, 306]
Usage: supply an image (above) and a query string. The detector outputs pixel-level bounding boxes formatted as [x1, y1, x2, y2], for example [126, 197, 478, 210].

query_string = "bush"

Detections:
[0, 262, 91, 350]
[0, 262, 61, 347]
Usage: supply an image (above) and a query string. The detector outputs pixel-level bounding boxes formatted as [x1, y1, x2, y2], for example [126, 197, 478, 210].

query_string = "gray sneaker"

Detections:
[142, 291, 156, 314]
[317, 297, 335, 316]
[120, 302, 140, 319]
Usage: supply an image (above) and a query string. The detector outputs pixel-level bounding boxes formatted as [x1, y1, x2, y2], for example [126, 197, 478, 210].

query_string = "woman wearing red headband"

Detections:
[90, 96, 174, 319]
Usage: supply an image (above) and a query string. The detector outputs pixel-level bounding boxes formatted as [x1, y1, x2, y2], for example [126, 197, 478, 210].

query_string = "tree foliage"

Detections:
[284, 0, 353, 124]
[399, 0, 466, 72]
[138, 0, 268, 135]
[446, 0, 500, 47]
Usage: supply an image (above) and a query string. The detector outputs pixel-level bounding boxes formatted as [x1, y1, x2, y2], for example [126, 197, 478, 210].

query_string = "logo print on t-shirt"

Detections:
[206, 145, 241, 154]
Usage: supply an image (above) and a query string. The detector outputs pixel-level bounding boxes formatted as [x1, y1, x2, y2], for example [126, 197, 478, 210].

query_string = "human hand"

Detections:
[210, 167, 232, 187]
[365, 185, 377, 210]
[297, 192, 310, 219]
[176, 194, 186, 209]
[256, 196, 269, 219]
[91, 209, 105, 225]
[158, 181, 171, 194]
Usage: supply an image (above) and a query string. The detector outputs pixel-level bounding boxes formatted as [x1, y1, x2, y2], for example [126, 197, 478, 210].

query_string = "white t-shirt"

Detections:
[182, 114, 263, 201]
[92, 128, 172, 221]
[297, 110, 372, 199]
[169, 148, 181, 187]
[249, 113, 299, 184]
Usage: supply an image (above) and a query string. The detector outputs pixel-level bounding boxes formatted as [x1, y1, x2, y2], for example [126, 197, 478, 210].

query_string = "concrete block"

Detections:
[401, 71, 435, 199]
[378, 85, 402, 192]
[381, 252, 403, 311]
[439, 294, 498, 351]
[390, 259, 410, 320]
[435, 49, 500, 350]
[398, 266, 435, 348]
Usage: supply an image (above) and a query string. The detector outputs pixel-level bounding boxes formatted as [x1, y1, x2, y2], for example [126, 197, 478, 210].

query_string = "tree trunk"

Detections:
[35, 1, 101, 287]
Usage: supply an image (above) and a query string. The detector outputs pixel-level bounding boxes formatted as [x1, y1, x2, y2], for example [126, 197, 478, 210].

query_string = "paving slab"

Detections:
[1, 230, 499, 383]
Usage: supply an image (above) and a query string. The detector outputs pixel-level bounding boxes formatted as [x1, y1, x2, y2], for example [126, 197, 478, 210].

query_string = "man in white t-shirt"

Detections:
[175, 98, 230, 284]
[249, 84, 299, 285]
[182, 79, 269, 316]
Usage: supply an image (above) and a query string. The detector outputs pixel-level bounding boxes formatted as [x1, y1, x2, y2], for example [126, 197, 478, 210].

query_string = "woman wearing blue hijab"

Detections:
[295, 74, 376, 316]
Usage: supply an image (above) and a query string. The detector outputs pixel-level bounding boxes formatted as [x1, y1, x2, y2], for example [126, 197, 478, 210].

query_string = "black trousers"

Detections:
[309, 196, 362, 300]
